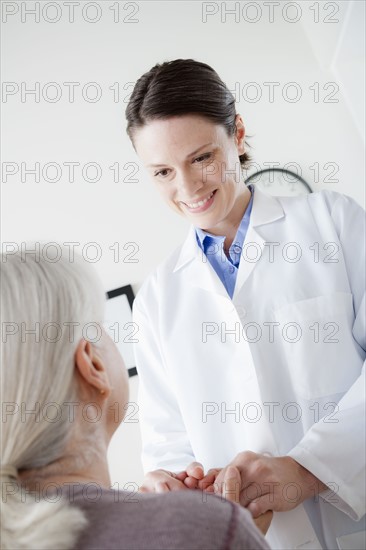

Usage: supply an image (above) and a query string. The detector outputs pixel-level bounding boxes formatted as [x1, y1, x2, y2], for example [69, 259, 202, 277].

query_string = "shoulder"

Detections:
[306, 189, 365, 238]
[275, 188, 364, 217]
[271, 189, 365, 237]
[72, 487, 269, 550]
[307, 188, 364, 216]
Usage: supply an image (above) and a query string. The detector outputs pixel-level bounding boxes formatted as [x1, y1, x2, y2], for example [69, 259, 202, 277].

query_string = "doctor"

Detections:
[126, 59, 365, 550]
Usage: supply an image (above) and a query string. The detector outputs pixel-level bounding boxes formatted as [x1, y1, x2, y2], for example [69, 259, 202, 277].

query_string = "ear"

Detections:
[234, 114, 246, 155]
[74, 339, 110, 398]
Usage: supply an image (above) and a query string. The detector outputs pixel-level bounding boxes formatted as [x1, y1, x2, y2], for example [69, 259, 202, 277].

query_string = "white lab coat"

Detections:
[133, 188, 365, 550]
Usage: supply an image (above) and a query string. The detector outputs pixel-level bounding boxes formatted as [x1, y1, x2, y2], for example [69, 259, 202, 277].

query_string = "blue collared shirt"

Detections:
[195, 186, 254, 299]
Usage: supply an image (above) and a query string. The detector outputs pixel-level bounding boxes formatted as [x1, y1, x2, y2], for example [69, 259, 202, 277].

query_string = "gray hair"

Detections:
[0, 246, 106, 549]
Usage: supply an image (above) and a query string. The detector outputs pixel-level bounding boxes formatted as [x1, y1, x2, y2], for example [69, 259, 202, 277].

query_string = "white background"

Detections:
[1, 0, 365, 487]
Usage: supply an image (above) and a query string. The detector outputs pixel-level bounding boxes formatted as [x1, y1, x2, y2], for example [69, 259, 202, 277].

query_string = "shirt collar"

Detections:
[173, 185, 285, 274]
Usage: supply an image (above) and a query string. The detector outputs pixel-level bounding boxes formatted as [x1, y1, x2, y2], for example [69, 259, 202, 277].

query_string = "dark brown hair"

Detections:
[125, 59, 251, 168]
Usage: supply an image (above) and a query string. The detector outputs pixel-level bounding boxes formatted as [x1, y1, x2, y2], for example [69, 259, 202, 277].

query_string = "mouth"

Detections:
[183, 190, 217, 213]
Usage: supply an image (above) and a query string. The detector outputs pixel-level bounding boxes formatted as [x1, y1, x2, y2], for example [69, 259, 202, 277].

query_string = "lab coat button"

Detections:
[228, 265, 235, 274]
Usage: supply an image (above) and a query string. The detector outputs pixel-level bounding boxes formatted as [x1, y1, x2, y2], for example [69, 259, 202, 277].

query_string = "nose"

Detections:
[176, 170, 204, 198]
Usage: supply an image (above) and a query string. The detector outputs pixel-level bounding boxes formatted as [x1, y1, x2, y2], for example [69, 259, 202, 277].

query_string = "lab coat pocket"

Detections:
[273, 292, 361, 399]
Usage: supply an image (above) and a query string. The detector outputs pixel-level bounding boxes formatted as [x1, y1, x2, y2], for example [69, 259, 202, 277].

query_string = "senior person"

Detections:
[0, 248, 270, 550]
[127, 59, 366, 550]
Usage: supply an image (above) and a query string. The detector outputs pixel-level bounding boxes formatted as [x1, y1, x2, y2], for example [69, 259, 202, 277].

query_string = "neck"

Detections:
[206, 186, 252, 252]
[19, 444, 112, 492]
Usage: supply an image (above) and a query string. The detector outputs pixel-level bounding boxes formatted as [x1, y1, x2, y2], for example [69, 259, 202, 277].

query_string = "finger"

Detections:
[183, 475, 200, 489]
[198, 468, 222, 490]
[156, 481, 170, 493]
[198, 472, 216, 490]
[204, 468, 222, 478]
[186, 461, 204, 480]
[212, 467, 228, 495]
[156, 478, 188, 493]
[222, 466, 241, 504]
[253, 511, 273, 535]
[247, 495, 274, 517]
[175, 471, 188, 481]
[238, 481, 265, 508]
[168, 479, 189, 492]
[198, 476, 215, 490]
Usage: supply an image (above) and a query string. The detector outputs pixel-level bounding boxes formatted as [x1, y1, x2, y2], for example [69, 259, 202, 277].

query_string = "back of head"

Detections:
[0, 246, 105, 549]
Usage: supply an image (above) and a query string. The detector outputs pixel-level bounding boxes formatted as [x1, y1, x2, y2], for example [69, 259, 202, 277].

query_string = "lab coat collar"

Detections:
[250, 185, 285, 227]
[173, 186, 285, 273]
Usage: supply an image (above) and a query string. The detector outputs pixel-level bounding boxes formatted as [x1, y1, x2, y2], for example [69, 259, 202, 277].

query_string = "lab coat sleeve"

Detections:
[288, 191, 366, 521]
[133, 275, 196, 474]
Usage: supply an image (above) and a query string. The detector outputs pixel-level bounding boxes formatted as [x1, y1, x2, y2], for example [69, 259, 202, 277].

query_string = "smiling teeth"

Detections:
[187, 192, 214, 209]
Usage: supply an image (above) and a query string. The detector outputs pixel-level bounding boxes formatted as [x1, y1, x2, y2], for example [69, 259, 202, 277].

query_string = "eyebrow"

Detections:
[147, 143, 214, 168]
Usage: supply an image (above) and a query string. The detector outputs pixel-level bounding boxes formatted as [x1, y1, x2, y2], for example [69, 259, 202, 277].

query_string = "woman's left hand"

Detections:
[219, 465, 274, 535]
[199, 451, 328, 517]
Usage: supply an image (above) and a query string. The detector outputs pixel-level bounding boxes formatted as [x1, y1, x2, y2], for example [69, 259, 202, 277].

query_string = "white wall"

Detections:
[2, 1, 364, 487]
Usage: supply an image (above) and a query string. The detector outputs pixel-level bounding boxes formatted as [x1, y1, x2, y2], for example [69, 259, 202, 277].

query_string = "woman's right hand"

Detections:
[139, 462, 204, 493]
[139, 469, 189, 493]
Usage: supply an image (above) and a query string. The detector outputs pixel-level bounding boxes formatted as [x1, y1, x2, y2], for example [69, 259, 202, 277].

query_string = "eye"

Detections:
[154, 168, 170, 178]
[193, 152, 212, 163]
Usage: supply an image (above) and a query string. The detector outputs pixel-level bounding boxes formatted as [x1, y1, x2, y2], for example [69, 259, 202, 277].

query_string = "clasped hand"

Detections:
[140, 452, 327, 535]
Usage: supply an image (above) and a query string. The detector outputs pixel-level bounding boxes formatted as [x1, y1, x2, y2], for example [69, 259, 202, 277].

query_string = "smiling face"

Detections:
[133, 114, 250, 236]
